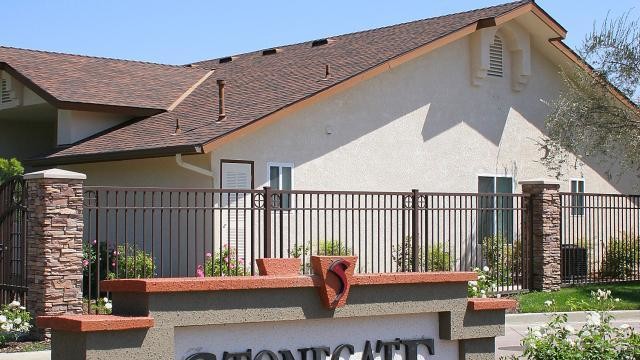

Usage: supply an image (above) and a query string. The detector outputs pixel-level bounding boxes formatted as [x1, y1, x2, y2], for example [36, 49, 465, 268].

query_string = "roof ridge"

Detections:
[0, 45, 189, 69]
[190, 0, 531, 66]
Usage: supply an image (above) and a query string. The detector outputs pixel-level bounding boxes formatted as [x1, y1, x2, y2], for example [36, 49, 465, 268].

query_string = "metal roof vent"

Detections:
[262, 48, 281, 56]
[219, 56, 237, 64]
[311, 38, 333, 47]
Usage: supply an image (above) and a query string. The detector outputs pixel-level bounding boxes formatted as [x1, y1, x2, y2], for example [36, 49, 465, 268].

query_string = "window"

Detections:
[488, 35, 504, 77]
[268, 163, 293, 208]
[478, 176, 513, 242]
[571, 179, 585, 216]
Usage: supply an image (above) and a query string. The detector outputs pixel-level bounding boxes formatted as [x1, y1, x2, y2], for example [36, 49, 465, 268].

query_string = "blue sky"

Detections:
[1, 1, 637, 65]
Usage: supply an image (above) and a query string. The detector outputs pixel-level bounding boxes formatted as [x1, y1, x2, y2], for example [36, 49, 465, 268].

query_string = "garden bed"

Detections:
[0, 339, 49, 353]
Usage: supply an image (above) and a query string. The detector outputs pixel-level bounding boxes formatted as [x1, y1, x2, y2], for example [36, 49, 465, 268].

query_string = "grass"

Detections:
[515, 282, 640, 313]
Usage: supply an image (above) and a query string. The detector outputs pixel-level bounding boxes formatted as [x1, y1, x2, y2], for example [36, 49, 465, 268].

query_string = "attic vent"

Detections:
[0, 79, 11, 104]
[311, 38, 330, 47]
[262, 48, 281, 56]
[219, 56, 236, 64]
[0, 77, 16, 105]
[488, 35, 504, 77]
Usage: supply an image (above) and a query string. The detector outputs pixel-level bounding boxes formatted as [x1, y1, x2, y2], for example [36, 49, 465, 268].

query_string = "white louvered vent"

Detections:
[488, 35, 504, 77]
[0, 78, 12, 104]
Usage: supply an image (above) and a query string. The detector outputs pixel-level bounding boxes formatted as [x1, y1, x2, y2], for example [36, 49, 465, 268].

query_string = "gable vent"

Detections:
[262, 48, 281, 56]
[311, 38, 331, 47]
[0, 78, 14, 104]
[488, 35, 504, 77]
[219, 56, 236, 64]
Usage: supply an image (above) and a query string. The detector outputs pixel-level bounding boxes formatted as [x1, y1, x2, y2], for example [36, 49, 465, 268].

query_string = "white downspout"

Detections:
[175, 153, 214, 178]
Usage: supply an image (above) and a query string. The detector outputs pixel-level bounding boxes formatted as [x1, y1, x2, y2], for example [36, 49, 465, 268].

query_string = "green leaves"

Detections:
[0, 158, 23, 184]
[543, 10, 640, 181]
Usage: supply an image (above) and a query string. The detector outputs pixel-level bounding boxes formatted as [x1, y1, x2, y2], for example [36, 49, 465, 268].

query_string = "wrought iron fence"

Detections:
[82, 186, 530, 311]
[560, 193, 640, 285]
[0, 176, 27, 305]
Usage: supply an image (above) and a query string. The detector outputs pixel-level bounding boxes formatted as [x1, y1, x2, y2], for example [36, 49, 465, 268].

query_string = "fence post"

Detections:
[24, 168, 86, 339]
[263, 186, 272, 258]
[411, 189, 419, 272]
[520, 179, 561, 292]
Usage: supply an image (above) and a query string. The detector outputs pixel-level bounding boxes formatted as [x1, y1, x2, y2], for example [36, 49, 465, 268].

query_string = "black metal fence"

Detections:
[82, 186, 530, 309]
[0, 176, 27, 305]
[560, 193, 640, 285]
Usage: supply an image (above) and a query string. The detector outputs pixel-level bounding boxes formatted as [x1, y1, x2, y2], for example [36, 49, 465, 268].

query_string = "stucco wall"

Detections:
[207, 26, 633, 195]
[0, 119, 56, 170]
[62, 154, 212, 187]
[57, 110, 130, 146]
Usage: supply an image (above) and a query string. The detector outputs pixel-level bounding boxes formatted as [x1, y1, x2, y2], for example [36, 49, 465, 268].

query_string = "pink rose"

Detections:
[93, 240, 97, 245]
[206, 252, 212, 258]
[196, 265, 205, 278]
[82, 259, 89, 267]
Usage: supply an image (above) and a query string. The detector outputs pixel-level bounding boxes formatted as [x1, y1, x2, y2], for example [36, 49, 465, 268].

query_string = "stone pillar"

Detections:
[520, 179, 561, 292]
[25, 169, 86, 338]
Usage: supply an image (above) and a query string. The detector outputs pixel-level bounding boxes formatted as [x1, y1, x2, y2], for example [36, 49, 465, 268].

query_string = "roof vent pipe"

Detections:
[325, 64, 331, 79]
[217, 79, 226, 122]
[174, 117, 182, 135]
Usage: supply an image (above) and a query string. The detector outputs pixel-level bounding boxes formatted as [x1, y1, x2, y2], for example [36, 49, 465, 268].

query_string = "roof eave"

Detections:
[0, 62, 166, 116]
[25, 145, 204, 167]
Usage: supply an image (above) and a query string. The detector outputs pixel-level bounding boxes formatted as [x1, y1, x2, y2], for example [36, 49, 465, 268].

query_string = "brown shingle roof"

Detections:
[32, 0, 532, 164]
[0, 46, 209, 111]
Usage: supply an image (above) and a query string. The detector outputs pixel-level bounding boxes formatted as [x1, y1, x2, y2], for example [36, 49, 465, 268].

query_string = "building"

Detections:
[1, 0, 634, 195]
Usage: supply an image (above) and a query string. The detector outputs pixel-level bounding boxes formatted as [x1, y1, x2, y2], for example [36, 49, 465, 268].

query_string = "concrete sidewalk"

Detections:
[496, 311, 640, 358]
[0, 350, 50, 359]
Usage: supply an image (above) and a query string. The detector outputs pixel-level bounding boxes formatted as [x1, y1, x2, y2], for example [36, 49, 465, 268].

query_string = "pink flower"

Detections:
[93, 240, 97, 245]
[238, 258, 245, 264]
[230, 263, 236, 270]
[111, 262, 116, 267]
[196, 265, 205, 278]
[223, 257, 229, 263]
[206, 252, 212, 258]
[82, 259, 89, 267]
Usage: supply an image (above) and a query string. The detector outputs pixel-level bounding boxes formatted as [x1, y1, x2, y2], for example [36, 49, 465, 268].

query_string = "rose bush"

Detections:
[0, 301, 31, 346]
[507, 290, 640, 359]
[197, 245, 246, 277]
[468, 266, 498, 298]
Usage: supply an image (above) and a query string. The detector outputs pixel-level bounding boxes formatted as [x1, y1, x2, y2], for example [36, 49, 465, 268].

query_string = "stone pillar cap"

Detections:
[24, 168, 86, 180]
[518, 178, 561, 185]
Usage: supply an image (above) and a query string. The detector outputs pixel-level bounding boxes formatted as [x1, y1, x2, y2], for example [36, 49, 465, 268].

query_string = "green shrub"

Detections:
[198, 245, 246, 276]
[0, 157, 23, 184]
[601, 234, 639, 279]
[481, 234, 522, 286]
[107, 244, 155, 279]
[288, 240, 352, 274]
[83, 241, 155, 297]
[391, 236, 452, 271]
[512, 291, 639, 360]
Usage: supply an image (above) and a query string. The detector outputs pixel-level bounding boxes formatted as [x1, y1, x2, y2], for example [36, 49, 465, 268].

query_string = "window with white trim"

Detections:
[571, 179, 585, 216]
[269, 163, 293, 208]
[488, 35, 504, 77]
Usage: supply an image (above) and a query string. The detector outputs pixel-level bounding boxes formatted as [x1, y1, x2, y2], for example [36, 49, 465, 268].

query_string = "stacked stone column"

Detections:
[24, 169, 86, 338]
[520, 179, 561, 292]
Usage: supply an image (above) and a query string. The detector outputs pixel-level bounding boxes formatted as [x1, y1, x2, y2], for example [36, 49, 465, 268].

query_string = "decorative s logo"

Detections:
[328, 259, 351, 305]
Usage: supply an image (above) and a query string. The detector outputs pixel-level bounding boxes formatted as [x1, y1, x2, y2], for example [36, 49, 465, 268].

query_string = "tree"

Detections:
[0, 157, 24, 184]
[542, 11, 640, 180]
